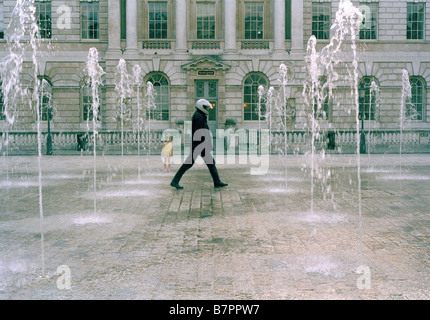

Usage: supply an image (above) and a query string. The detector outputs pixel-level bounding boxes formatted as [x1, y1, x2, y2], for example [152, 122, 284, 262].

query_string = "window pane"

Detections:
[146, 74, 169, 121]
[245, 2, 264, 39]
[409, 78, 424, 121]
[243, 74, 267, 121]
[36, 2, 52, 39]
[313, 77, 330, 120]
[196, 82, 204, 97]
[0, 5, 4, 39]
[358, 77, 377, 121]
[120, 0, 126, 39]
[197, 2, 215, 39]
[0, 81, 4, 120]
[149, 2, 168, 39]
[82, 84, 101, 121]
[285, 0, 291, 40]
[312, 3, 330, 40]
[83, 85, 91, 121]
[407, 3, 425, 40]
[359, 3, 378, 40]
[38, 81, 52, 122]
[82, 2, 99, 39]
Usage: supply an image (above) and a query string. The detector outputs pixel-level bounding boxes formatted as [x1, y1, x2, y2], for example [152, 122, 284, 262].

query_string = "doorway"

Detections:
[195, 80, 218, 138]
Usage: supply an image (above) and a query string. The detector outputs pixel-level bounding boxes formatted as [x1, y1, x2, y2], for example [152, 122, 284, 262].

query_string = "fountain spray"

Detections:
[278, 64, 290, 157]
[145, 82, 157, 156]
[257, 84, 265, 154]
[278, 64, 292, 191]
[132, 65, 143, 179]
[114, 58, 133, 157]
[132, 65, 143, 157]
[368, 79, 380, 157]
[304, 35, 321, 216]
[265, 87, 276, 157]
[1, 0, 45, 276]
[85, 48, 105, 216]
[303, 0, 363, 262]
[400, 69, 412, 178]
[334, 0, 364, 264]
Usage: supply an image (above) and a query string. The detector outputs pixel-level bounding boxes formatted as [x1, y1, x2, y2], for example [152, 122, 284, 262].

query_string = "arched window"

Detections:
[358, 77, 378, 121]
[38, 77, 52, 122]
[0, 81, 4, 120]
[409, 77, 426, 121]
[243, 73, 268, 121]
[314, 76, 330, 120]
[82, 82, 99, 122]
[145, 73, 170, 121]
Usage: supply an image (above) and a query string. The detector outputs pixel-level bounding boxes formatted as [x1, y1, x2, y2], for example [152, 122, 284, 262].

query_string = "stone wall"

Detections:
[0, 0, 429, 148]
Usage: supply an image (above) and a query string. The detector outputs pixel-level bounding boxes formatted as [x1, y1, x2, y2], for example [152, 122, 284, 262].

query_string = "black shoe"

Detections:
[214, 182, 228, 188]
[170, 181, 184, 189]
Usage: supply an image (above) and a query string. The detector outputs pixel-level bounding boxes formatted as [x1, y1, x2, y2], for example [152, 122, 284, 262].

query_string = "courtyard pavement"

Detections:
[0, 153, 429, 300]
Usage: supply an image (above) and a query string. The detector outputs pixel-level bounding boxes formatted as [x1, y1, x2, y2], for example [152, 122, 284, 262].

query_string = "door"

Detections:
[195, 80, 218, 138]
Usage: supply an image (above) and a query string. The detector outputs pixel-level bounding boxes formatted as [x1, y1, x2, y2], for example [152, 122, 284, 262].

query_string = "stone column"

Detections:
[126, 0, 138, 52]
[274, 0, 286, 51]
[291, 0, 304, 52]
[108, 0, 121, 51]
[224, 0, 237, 53]
[176, 0, 187, 52]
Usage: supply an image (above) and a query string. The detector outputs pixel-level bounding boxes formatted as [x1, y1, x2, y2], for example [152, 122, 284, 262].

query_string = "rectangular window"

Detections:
[312, 2, 331, 40]
[359, 2, 378, 40]
[407, 2, 425, 40]
[36, 1, 52, 39]
[81, 1, 99, 40]
[285, 0, 291, 40]
[120, 0, 126, 40]
[148, 2, 168, 39]
[197, 2, 215, 39]
[245, 2, 264, 39]
[0, 4, 4, 39]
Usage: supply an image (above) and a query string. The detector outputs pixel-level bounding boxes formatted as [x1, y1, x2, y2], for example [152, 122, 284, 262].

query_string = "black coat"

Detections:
[191, 109, 213, 156]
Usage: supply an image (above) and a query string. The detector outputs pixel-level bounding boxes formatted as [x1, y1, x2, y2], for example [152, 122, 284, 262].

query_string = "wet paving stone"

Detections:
[0, 154, 429, 299]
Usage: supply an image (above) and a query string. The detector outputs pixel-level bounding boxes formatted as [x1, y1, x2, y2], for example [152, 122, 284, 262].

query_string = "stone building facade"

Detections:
[0, 0, 429, 153]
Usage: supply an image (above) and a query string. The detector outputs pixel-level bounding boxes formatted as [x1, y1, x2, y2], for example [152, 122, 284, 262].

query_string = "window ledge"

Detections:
[80, 39, 102, 42]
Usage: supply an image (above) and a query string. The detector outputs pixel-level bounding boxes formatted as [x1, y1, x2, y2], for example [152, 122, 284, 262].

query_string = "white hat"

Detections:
[196, 99, 213, 114]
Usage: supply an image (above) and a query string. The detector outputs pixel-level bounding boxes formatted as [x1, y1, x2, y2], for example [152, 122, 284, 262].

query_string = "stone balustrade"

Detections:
[240, 39, 271, 50]
[1, 130, 165, 154]
[141, 40, 172, 50]
[191, 40, 221, 50]
[0, 130, 428, 155]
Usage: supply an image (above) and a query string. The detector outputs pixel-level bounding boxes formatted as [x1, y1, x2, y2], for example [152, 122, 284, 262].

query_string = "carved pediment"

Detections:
[181, 57, 231, 71]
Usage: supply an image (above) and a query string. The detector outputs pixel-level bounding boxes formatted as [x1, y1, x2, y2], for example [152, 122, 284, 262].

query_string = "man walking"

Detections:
[170, 99, 228, 189]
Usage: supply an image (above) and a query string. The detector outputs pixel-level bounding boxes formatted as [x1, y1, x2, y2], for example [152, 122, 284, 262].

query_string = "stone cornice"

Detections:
[181, 56, 231, 71]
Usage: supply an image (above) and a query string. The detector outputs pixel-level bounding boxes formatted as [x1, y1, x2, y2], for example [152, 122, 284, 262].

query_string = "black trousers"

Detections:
[171, 152, 221, 185]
